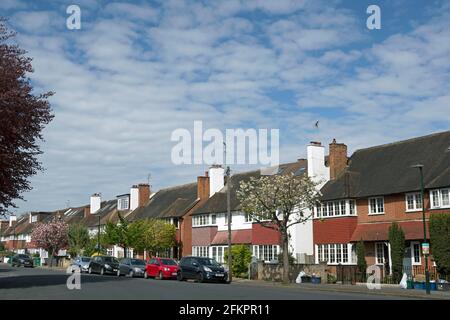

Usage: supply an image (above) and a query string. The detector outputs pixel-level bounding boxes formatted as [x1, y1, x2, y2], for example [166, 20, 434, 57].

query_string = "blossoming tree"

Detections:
[237, 173, 320, 284]
[31, 217, 68, 267]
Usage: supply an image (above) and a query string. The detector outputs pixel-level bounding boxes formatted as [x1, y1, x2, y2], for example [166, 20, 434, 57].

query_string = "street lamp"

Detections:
[224, 141, 232, 283]
[411, 164, 430, 295]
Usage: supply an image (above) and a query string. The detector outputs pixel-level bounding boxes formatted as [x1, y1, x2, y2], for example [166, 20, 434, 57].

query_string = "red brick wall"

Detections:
[356, 193, 450, 224]
[313, 217, 358, 244]
[252, 223, 280, 245]
[191, 226, 218, 246]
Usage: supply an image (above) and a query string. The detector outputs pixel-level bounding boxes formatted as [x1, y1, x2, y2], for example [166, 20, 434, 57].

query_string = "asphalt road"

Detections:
[0, 263, 411, 300]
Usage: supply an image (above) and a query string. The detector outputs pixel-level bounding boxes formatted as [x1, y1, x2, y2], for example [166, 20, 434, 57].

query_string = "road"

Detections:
[0, 263, 412, 300]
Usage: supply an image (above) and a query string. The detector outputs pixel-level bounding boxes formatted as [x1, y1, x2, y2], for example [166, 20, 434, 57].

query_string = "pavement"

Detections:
[0, 263, 447, 300]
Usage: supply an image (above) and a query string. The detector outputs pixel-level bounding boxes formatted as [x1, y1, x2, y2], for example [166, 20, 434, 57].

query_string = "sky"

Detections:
[1, 0, 449, 214]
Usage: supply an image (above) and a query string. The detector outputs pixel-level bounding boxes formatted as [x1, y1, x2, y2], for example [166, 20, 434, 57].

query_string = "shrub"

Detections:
[430, 213, 450, 276]
[388, 222, 405, 282]
[356, 240, 367, 273]
[224, 245, 252, 278]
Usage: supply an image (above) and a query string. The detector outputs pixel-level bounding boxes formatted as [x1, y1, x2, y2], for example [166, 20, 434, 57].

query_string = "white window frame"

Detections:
[253, 245, 279, 263]
[411, 241, 421, 266]
[316, 243, 354, 265]
[405, 193, 422, 212]
[375, 242, 385, 265]
[315, 200, 358, 219]
[369, 197, 385, 215]
[192, 214, 217, 227]
[430, 189, 450, 209]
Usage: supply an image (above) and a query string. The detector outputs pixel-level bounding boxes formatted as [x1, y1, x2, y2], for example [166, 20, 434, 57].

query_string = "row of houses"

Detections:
[1, 130, 449, 276]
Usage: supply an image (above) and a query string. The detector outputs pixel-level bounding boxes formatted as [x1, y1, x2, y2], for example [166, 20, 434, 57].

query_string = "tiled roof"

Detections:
[192, 160, 308, 215]
[350, 220, 429, 242]
[128, 182, 198, 220]
[321, 131, 450, 200]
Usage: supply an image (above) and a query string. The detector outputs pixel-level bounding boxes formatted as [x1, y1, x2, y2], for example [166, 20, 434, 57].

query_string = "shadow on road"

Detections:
[0, 273, 132, 290]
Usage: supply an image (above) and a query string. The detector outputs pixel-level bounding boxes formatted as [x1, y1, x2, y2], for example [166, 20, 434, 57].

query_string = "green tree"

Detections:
[67, 223, 89, 258]
[224, 245, 252, 278]
[237, 173, 320, 284]
[388, 222, 405, 282]
[102, 213, 132, 257]
[430, 213, 450, 276]
[83, 237, 106, 257]
[356, 240, 367, 278]
[130, 219, 176, 256]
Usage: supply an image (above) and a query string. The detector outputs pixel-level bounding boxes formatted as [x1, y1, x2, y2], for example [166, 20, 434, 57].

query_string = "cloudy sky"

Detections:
[1, 0, 449, 213]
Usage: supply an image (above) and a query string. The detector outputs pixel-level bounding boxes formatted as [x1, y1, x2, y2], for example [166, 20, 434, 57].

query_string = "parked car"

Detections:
[118, 258, 146, 277]
[177, 256, 228, 283]
[88, 255, 120, 276]
[11, 254, 34, 268]
[71, 256, 91, 273]
[145, 257, 179, 280]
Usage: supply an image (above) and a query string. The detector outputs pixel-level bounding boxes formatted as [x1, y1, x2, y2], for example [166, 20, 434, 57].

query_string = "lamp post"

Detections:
[97, 214, 101, 254]
[411, 164, 430, 295]
[223, 141, 232, 283]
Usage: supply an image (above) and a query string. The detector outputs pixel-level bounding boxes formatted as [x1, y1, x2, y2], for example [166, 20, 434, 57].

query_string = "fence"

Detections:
[335, 264, 444, 284]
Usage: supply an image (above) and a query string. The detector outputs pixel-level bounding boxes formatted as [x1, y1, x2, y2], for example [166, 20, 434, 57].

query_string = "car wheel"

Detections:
[88, 267, 92, 274]
[158, 271, 164, 280]
[196, 272, 204, 283]
[128, 270, 134, 278]
[144, 271, 148, 279]
[177, 271, 184, 281]
[100, 268, 104, 275]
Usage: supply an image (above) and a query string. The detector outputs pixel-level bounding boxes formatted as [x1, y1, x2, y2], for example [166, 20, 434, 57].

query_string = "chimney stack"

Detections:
[130, 183, 150, 210]
[9, 214, 17, 227]
[329, 139, 348, 180]
[90, 193, 102, 214]
[197, 171, 210, 200]
[84, 206, 90, 218]
[209, 165, 224, 197]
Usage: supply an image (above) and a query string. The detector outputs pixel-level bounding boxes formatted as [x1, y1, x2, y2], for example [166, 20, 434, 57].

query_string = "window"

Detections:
[253, 245, 279, 262]
[375, 242, 385, 264]
[349, 200, 356, 215]
[317, 244, 353, 265]
[369, 197, 384, 214]
[211, 246, 226, 263]
[430, 189, 450, 209]
[244, 213, 253, 222]
[412, 242, 421, 265]
[117, 196, 129, 211]
[193, 215, 216, 227]
[31, 215, 38, 223]
[328, 202, 334, 216]
[224, 213, 233, 224]
[192, 246, 209, 257]
[406, 193, 422, 211]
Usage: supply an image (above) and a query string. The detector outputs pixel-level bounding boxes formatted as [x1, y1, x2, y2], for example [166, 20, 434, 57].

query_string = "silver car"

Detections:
[118, 258, 146, 277]
[71, 256, 91, 272]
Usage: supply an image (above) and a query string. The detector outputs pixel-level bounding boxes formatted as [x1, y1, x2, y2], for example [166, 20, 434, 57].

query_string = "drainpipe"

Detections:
[387, 242, 392, 275]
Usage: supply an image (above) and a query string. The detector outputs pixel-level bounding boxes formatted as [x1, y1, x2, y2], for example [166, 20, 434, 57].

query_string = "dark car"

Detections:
[88, 255, 120, 276]
[11, 254, 34, 268]
[177, 256, 228, 283]
[118, 258, 146, 277]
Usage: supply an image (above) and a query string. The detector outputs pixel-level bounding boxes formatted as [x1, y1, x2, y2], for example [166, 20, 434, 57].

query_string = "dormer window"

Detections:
[117, 194, 130, 211]
[31, 215, 38, 223]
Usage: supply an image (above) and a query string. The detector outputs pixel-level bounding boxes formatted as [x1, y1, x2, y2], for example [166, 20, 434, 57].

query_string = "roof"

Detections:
[80, 199, 121, 228]
[1, 211, 57, 236]
[128, 182, 198, 220]
[321, 131, 450, 200]
[192, 160, 307, 215]
[350, 220, 429, 242]
[211, 230, 252, 245]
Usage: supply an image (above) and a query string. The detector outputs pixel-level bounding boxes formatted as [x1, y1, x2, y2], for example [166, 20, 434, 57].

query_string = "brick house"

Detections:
[314, 131, 450, 277]
[190, 145, 330, 264]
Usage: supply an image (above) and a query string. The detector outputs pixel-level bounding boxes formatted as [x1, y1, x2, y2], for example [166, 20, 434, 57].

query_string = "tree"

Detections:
[102, 213, 132, 257]
[83, 237, 106, 257]
[129, 219, 176, 257]
[224, 245, 252, 278]
[67, 223, 89, 258]
[237, 173, 320, 284]
[430, 213, 450, 276]
[30, 217, 68, 267]
[0, 18, 54, 216]
[388, 222, 405, 282]
[356, 240, 367, 280]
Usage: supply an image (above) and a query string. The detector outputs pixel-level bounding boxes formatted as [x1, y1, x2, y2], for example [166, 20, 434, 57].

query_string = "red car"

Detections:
[145, 257, 179, 280]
